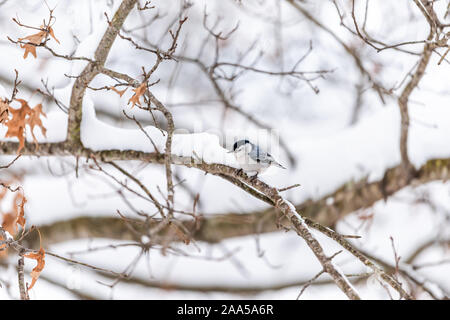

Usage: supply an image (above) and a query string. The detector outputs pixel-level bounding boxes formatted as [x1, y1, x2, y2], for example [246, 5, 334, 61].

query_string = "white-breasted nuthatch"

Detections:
[228, 139, 286, 177]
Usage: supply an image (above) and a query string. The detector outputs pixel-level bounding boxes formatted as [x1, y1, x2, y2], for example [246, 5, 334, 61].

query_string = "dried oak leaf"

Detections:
[26, 103, 47, 149]
[47, 27, 60, 44]
[1, 211, 16, 236]
[4, 99, 47, 153]
[18, 29, 46, 45]
[20, 44, 37, 59]
[1, 192, 26, 235]
[18, 25, 60, 59]
[5, 99, 30, 153]
[127, 82, 147, 108]
[24, 247, 45, 291]
[0, 209, 14, 257]
[0, 99, 9, 124]
[110, 86, 127, 97]
[15, 192, 27, 230]
[18, 30, 45, 59]
[0, 199, 18, 258]
[0, 182, 24, 258]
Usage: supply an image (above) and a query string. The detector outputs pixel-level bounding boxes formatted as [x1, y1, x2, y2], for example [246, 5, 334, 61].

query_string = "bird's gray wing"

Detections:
[249, 146, 286, 169]
[249, 145, 271, 163]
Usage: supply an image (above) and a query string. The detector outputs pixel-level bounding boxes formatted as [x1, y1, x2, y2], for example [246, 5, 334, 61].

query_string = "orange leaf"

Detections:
[48, 27, 60, 44]
[18, 30, 46, 45]
[5, 99, 31, 153]
[2, 212, 17, 235]
[127, 82, 147, 108]
[1, 192, 26, 235]
[18, 24, 60, 59]
[110, 86, 127, 97]
[0, 207, 18, 258]
[15, 193, 26, 230]
[20, 43, 37, 59]
[3, 99, 47, 153]
[0, 99, 9, 124]
[0, 181, 24, 258]
[26, 103, 47, 149]
[24, 247, 45, 291]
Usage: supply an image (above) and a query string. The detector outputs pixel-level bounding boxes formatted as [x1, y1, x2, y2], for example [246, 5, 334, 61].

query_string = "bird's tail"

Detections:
[272, 161, 287, 169]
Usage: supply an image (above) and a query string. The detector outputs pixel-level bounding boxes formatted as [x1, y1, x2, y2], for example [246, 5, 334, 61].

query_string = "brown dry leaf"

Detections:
[18, 25, 60, 59]
[2, 211, 17, 235]
[110, 86, 127, 97]
[0, 99, 9, 124]
[0, 212, 16, 258]
[4, 99, 47, 153]
[18, 30, 46, 45]
[0, 182, 23, 258]
[127, 82, 147, 108]
[15, 193, 26, 230]
[1, 192, 26, 235]
[26, 103, 47, 149]
[5, 99, 31, 153]
[48, 27, 60, 44]
[20, 43, 37, 59]
[24, 246, 45, 291]
[0, 208, 17, 258]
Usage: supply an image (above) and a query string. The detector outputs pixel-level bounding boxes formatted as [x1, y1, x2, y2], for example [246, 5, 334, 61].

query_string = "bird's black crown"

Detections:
[232, 139, 250, 151]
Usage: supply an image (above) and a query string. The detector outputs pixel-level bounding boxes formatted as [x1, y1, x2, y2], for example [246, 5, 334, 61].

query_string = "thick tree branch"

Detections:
[67, 0, 137, 147]
[14, 137, 450, 243]
[397, 0, 437, 181]
[18, 145, 447, 298]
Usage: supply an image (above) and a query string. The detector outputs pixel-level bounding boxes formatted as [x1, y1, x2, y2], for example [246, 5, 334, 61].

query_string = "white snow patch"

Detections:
[81, 94, 238, 166]
[81, 94, 165, 152]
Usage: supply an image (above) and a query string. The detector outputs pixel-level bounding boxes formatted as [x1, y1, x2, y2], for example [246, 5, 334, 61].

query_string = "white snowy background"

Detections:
[0, 0, 449, 299]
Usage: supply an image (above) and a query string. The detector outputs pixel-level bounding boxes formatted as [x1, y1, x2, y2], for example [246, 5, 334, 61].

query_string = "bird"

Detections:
[228, 139, 286, 178]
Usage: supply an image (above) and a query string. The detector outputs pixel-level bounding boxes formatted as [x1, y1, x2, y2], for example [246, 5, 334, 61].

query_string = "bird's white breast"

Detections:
[234, 145, 269, 174]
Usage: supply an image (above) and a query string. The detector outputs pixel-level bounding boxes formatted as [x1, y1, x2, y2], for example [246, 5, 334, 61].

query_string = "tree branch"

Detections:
[397, 0, 437, 181]
[67, 0, 138, 147]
